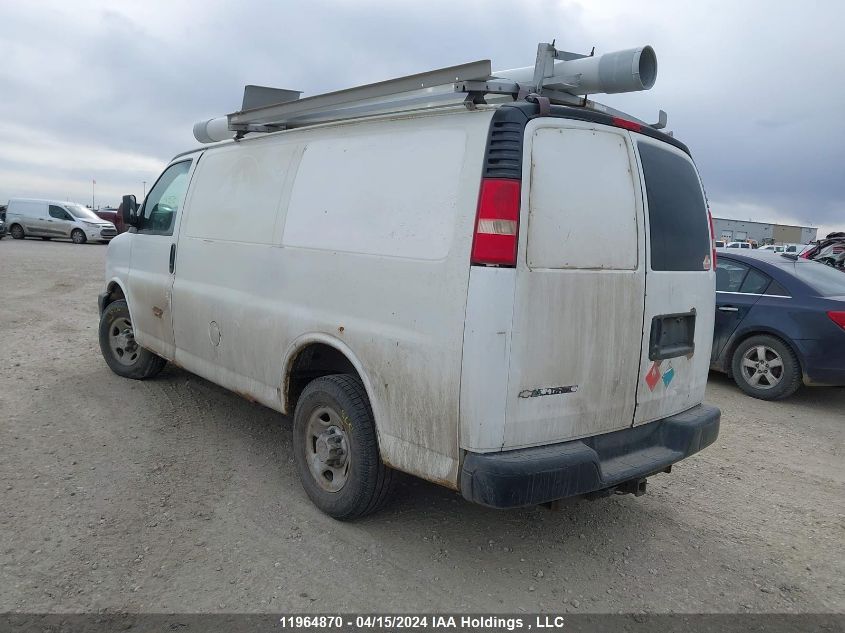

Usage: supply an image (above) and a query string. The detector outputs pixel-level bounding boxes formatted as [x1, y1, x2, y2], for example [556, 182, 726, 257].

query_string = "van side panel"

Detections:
[283, 130, 464, 260]
[172, 140, 300, 397]
[8, 200, 47, 235]
[459, 267, 516, 451]
[172, 111, 494, 487]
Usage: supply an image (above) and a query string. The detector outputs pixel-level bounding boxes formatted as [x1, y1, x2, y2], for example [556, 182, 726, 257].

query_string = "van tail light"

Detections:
[707, 209, 716, 269]
[827, 311, 845, 330]
[471, 178, 520, 266]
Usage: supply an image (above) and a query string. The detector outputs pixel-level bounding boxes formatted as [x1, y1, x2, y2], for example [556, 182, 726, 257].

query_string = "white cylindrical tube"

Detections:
[192, 117, 231, 144]
[494, 46, 657, 95]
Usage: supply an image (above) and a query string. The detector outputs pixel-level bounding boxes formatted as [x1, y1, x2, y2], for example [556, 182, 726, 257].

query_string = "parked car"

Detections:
[0, 216, 6, 239]
[97, 58, 720, 519]
[95, 207, 127, 234]
[715, 240, 726, 248]
[783, 243, 811, 255]
[725, 241, 752, 249]
[802, 232, 845, 272]
[758, 243, 808, 254]
[711, 251, 845, 399]
[6, 199, 117, 243]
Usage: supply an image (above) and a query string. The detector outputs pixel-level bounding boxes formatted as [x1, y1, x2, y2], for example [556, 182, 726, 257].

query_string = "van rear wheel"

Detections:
[71, 229, 87, 244]
[98, 299, 166, 379]
[293, 374, 394, 520]
[10, 224, 24, 239]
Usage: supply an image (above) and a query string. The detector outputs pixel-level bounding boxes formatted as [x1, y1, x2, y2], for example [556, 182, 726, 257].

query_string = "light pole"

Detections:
[92, 178, 96, 209]
[142, 181, 146, 199]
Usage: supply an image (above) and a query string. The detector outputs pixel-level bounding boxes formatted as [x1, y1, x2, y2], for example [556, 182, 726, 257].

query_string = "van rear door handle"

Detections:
[718, 306, 739, 312]
[169, 243, 176, 274]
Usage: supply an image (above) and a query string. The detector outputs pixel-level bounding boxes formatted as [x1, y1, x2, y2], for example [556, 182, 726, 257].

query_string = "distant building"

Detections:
[713, 217, 817, 245]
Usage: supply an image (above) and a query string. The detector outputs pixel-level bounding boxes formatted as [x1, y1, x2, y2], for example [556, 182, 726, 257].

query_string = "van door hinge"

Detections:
[169, 243, 176, 274]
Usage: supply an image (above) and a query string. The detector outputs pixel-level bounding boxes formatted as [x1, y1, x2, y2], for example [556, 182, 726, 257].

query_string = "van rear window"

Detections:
[638, 142, 710, 271]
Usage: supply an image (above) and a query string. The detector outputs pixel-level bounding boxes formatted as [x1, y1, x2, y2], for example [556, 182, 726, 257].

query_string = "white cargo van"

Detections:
[6, 198, 117, 243]
[98, 44, 719, 518]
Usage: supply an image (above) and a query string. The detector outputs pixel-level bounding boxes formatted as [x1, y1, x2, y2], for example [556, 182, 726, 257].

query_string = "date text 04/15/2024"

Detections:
[278, 615, 568, 630]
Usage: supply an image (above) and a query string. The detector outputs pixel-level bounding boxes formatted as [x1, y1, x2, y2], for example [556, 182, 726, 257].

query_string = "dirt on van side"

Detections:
[0, 238, 843, 614]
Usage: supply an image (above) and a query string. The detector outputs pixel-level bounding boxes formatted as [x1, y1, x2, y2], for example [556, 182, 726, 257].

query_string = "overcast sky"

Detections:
[1, 0, 842, 236]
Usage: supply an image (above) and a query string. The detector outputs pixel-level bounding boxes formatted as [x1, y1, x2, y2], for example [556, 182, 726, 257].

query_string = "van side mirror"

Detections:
[121, 194, 139, 227]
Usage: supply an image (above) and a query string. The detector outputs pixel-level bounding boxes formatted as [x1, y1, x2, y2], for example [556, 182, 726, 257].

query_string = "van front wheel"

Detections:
[10, 224, 24, 239]
[71, 229, 87, 244]
[293, 374, 394, 520]
[98, 299, 166, 379]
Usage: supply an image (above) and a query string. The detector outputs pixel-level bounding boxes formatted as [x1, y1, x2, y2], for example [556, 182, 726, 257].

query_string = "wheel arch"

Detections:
[723, 327, 805, 378]
[281, 334, 384, 437]
[100, 278, 133, 316]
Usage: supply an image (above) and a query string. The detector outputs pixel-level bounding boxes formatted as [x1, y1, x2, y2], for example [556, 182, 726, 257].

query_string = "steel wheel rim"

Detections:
[740, 345, 784, 390]
[304, 405, 350, 493]
[72, 231, 84, 244]
[108, 316, 140, 366]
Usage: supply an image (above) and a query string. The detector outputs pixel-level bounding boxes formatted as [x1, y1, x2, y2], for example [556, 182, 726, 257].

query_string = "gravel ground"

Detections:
[0, 238, 843, 614]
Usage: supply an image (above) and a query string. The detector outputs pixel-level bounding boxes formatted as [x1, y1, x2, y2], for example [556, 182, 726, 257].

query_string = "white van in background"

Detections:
[97, 49, 720, 519]
[6, 198, 117, 243]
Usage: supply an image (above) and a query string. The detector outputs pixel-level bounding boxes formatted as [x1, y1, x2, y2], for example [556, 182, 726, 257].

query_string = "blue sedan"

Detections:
[711, 251, 845, 399]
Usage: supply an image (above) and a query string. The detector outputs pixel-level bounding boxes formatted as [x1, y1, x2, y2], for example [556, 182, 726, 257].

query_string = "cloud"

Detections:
[0, 0, 842, 230]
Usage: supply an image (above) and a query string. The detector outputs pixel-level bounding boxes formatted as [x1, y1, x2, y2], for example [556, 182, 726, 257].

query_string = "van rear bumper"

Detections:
[460, 404, 720, 508]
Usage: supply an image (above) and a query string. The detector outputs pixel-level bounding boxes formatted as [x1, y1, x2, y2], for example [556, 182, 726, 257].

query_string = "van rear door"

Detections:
[502, 119, 646, 449]
[631, 137, 714, 425]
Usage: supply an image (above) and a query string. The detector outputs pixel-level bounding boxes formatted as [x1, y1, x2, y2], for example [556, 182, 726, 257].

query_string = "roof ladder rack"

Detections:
[228, 60, 496, 135]
[193, 41, 666, 143]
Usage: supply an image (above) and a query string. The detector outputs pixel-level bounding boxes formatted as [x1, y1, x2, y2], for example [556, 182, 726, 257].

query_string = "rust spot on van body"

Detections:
[233, 388, 258, 404]
[152, 306, 163, 318]
[381, 455, 459, 491]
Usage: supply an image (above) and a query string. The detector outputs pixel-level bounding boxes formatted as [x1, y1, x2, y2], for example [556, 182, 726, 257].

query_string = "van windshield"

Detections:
[65, 204, 101, 221]
[638, 142, 711, 271]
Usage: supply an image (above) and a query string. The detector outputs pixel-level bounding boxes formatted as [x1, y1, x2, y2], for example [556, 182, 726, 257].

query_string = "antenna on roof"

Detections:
[193, 41, 662, 144]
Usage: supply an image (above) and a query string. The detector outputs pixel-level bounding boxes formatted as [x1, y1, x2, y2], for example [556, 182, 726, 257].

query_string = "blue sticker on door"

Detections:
[662, 364, 675, 387]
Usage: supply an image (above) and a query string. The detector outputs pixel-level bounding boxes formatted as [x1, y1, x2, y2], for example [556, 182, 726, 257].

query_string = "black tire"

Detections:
[71, 229, 87, 244]
[730, 334, 801, 400]
[10, 224, 24, 239]
[98, 299, 166, 379]
[41, 237, 52, 241]
[293, 374, 395, 520]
